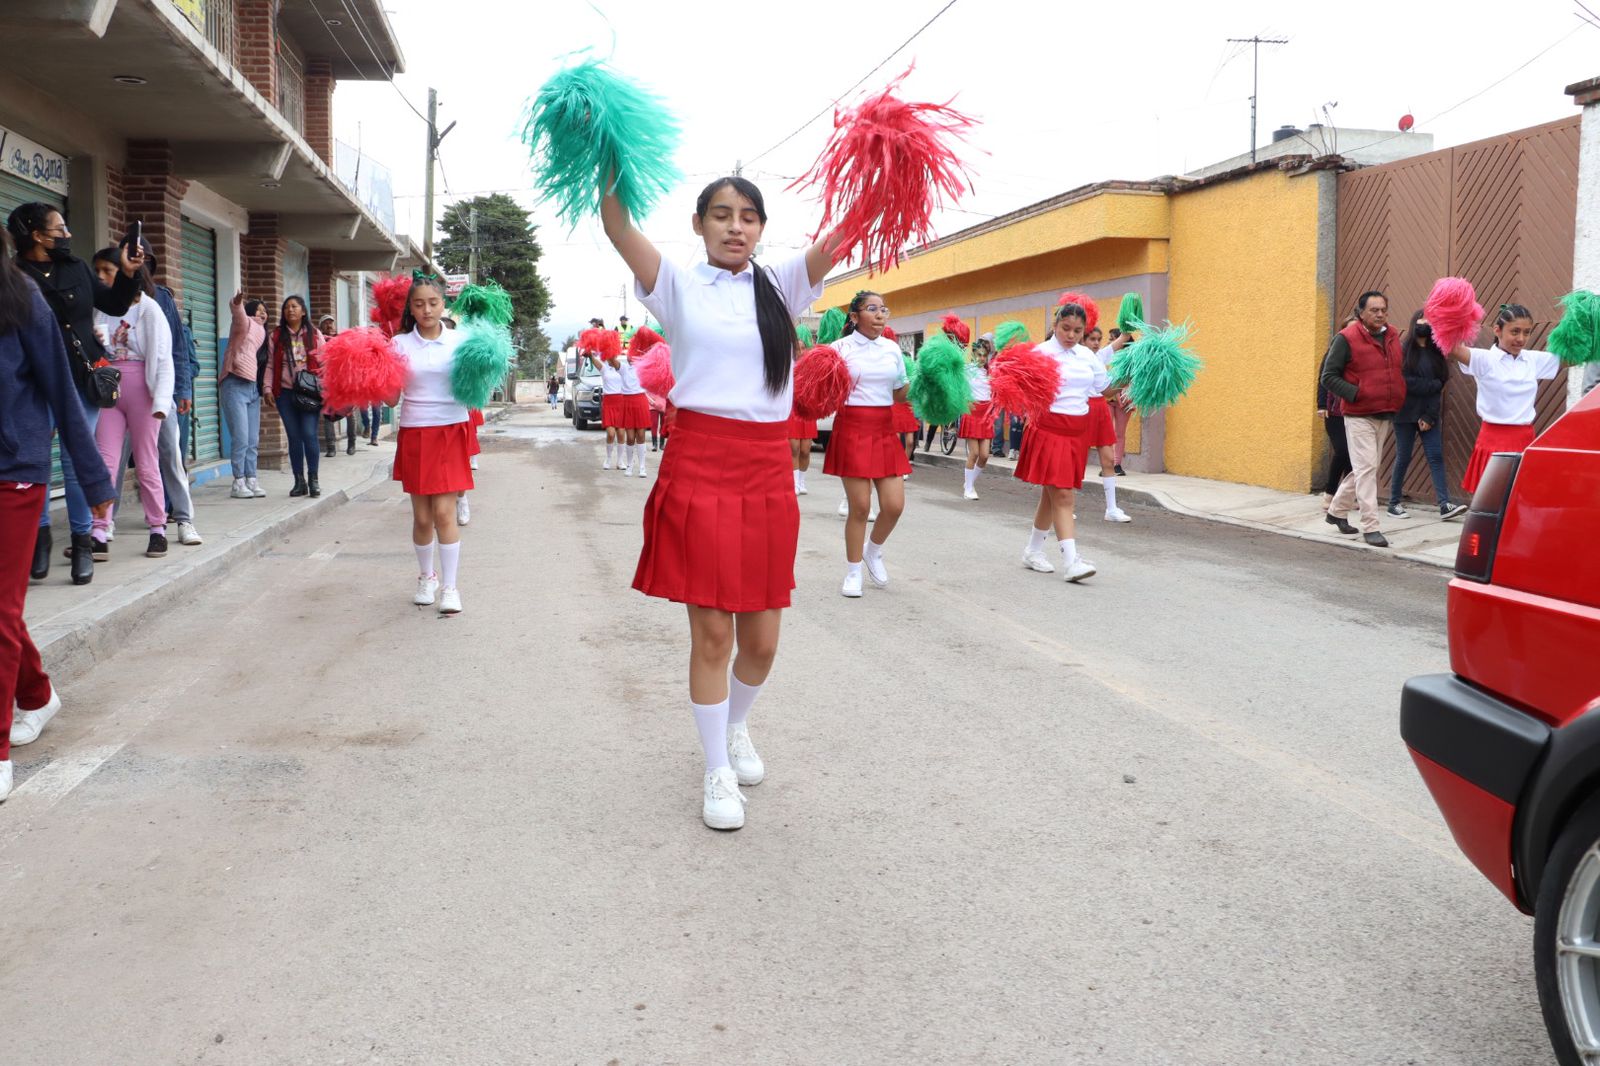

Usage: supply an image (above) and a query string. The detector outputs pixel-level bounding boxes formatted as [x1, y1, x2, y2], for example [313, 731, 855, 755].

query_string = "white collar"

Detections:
[692, 260, 756, 286]
[409, 326, 447, 346]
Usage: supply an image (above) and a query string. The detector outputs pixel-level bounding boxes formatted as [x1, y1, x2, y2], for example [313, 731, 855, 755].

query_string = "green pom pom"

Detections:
[1116, 293, 1144, 335]
[1124, 320, 1202, 412]
[993, 320, 1031, 351]
[645, 319, 666, 341]
[795, 322, 815, 349]
[450, 320, 514, 409]
[451, 282, 514, 327]
[1105, 352, 1132, 391]
[817, 308, 846, 345]
[520, 60, 682, 228]
[1549, 290, 1600, 366]
[908, 332, 974, 425]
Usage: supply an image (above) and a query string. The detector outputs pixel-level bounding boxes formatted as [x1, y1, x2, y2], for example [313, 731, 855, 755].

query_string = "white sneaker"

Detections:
[636, 465, 649, 478]
[796, 479, 808, 495]
[963, 487, 980, 500]
[413, 573, 439, 606]
[838, 499, 849, 517]
[841, 567, 864, 598]
[0, 760, 11, 802]
[1064, 557, 1097, 583]
[863, 549, 889, 588]
[603, 459, 614, 470]
[247, 478, 266, 498]
[702, 767, 746, 829]
[456, 497, 471, 526]
[728, 723, 765, 785]
[1104, 508, 1132, 523]
[177, 522, 203, 545]
[10, 685, 60, 746]
[230, 478, 252, 499]
[438, 587, 462, 615]
[1022, 549, 1056, 573]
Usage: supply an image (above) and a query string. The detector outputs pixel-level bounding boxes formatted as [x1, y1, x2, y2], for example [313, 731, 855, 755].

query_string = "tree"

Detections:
[438, 193, 554, 387]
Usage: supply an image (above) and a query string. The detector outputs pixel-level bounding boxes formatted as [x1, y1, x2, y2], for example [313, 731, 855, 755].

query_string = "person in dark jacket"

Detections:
[1388, 309, 1467, 522]
[1319, 290, 1407, 547]
[0, 231, 115, 798]
[7, 202, 142, 584]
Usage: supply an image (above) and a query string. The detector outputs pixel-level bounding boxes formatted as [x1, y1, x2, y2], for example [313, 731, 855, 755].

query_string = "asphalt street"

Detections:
[0, 405, 1550, 1065]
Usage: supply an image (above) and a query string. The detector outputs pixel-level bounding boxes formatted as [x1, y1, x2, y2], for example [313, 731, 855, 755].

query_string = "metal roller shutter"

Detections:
[0, 173, 69, 487]
[180, 217, 221, 464]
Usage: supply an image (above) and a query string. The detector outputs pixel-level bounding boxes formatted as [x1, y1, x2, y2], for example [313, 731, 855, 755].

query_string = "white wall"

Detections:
[1572, 100, 1599, 408]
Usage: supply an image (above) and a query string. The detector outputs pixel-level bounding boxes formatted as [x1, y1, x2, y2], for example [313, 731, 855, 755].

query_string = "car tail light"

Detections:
[1455, 453, 1521, 583]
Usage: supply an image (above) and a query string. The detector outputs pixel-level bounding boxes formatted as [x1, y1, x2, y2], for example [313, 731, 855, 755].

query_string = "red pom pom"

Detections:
[792, 67, 977, 276]
[579, 327, 621, 360]
[882, 325, 897, 342]
[320, 327, 408, 410]
[1423, 277, 1485, 353]
[940, 313, 970, 346]
[793, 344, 852, 419]
[988, 343, 1059, 419]
[633, 341, 675, 396]
[369, 276, 411, 338]
[1057, 291, 1100, 332]
[627, 326, 664, 359]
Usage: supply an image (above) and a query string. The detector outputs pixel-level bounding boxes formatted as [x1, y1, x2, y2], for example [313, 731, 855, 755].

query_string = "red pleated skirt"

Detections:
[1086, 396, 1118, 448]
[633, 410, 800, 613]
[824, 405, 912, 479]
[958, 401, 995, 440]
[614, 392, 652, 429]
[1016, 411, 1091, 489]
[467, 408, 484, 455]
[601, 394, 622, 428]
[393, 421, 475, 496]
[787, 414, 818, 441]
[1462, 422, 1537, 493]
[891, 400, 919, 434]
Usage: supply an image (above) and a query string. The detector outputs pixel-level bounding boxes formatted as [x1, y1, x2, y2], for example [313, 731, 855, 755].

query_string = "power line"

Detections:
[744, 0, 962, 168]
[302, 0, 430, 126]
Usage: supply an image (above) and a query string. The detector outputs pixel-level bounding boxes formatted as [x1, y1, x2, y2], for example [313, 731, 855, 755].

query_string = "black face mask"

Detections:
[1413, 323, 1433, 341]
[46, 239, 73, 261]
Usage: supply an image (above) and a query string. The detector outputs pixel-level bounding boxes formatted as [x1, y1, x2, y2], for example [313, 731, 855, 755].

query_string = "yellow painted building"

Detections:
[818, 161, 1340, 492]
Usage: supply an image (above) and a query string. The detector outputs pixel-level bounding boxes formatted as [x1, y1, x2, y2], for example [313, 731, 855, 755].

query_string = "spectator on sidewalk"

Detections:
[126, 241, 201, 546]
[1389, 309, 1467, 521]
[221, 293, 267, 498]
[1316, 316, 1357, 509]
[1320, 291, 1406, 548]
[263, 296, 326, 498]
[360, 403, 384, 445]
[547, 374, 559, 409]
[318, 315, 357, 457]
[0, 234, 116, 798]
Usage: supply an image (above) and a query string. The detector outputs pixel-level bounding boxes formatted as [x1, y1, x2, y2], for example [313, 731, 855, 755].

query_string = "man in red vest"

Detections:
[1319, 291, 1407, 547]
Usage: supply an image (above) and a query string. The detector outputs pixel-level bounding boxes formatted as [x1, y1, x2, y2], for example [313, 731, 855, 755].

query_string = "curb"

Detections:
[910, 449, 1162, 509]
[33, 459, 395, 688]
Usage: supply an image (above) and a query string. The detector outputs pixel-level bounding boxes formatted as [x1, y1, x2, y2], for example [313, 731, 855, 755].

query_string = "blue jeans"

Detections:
[221, 375, 260, 479]
[1391, 420, 1450, 507]
[275, 393, 321, 481]
[39, 401, 100, 535]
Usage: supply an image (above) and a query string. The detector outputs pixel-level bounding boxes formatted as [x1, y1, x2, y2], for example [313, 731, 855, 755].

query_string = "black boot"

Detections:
[69, 533, 95, 585]
[290, 478, 309, 497]
[30, 526, 52, 581]
[308, 478, 321, 498]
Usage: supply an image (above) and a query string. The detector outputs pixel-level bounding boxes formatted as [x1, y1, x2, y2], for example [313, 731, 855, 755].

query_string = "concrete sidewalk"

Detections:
[911, 446, 1463, 570]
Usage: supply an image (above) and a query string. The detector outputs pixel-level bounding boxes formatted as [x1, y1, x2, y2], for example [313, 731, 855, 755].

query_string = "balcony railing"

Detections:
[276, 46, 305, 134]
[170, 0, 233, 60]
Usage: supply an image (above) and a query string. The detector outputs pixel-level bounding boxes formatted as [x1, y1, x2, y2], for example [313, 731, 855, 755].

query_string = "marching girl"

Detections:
[958, 333, 995, 499]
[602, 176, 841, 831]
[1445, 302, 1562, 492]
[787, 394, 817, 495]
[593, 334, 626, 471]
[615, 350, 653, 476]
[825, 290, 910, 598]
[1086, 328, 1132, 522]
[893, 344, 918, 471]
[1017, 301, 1107, 583]
[457, 407, 483, 527]
[389, 274, 472, 616]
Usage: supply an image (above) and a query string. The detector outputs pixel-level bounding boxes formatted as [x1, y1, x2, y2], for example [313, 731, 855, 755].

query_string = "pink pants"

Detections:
[1112, 403, 1133, 465]
[94, 360, 164, 537]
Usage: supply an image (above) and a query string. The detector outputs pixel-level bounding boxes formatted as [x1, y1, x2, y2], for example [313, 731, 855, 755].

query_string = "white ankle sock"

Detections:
[693, 700, 731, 771]
[1103, 475, 1118, 512]
[414, 540, 435, 577]
[793, 470, 802, 491]
[1060, 538, 1077, 566]
[728, 675, 762, 727]
[605, 442, 615, 465]
[1027, 527, 1048, 554]
[797, 470, 806, 490]
[846, 560, 864, 577]
[864, 539, 883, 562]
[637, 446, 648, 473]
[438, 541, 460, 588]
[974, 465, 983, 479]
[964, 467, 978, 491]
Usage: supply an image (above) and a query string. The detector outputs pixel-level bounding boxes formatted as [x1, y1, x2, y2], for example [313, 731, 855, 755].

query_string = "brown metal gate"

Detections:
[1332, 116, 1579, 502]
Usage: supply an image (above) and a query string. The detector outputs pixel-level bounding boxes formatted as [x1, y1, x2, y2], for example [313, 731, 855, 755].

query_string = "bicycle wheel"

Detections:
[940, 424, 959, 455]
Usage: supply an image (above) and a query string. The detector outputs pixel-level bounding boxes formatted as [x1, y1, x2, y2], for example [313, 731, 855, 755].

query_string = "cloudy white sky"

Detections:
[332, 0, 1599, 345]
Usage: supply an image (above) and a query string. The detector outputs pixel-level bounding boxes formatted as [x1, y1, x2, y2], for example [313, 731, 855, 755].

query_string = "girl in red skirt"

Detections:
[390, 275, 473, 615]
[593, 332, 627, 471]
[602, 176, 842, 830]
[457, 406, 484, 527]
[787, 403, 817, 495]
[959, 334, 995, 499]
[1016, 302, 1108, 583]
[1444, 302, 1562, 492]
[825, 291, 910, 598]
[615, 353, 653, 477]
[1085, 329, 1132, 522]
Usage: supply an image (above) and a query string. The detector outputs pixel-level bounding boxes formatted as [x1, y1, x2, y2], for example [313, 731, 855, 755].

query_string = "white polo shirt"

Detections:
[1462, 345, 1560, 424]
[836, 331, 908, 406]
[393, 326, 467, 427]
[1037, 336, 1110, 416]
[968, 363, 991, 403]
[617, 357, 645, 395]
[598, 360, 623, 393]
[636, 252, 823, 423]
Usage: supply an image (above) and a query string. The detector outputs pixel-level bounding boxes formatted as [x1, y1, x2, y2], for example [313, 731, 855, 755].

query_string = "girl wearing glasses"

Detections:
[824, 291, 910, 598]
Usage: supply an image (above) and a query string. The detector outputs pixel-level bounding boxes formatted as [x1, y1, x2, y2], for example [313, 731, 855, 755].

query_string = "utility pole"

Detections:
[1226, 35, 1288, 163]
[421, 87, 456, 265]
[467, 205, 479, 284]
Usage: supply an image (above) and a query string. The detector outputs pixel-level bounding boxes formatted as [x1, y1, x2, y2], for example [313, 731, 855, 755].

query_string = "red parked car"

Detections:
[1401, 385, 1600, 1065]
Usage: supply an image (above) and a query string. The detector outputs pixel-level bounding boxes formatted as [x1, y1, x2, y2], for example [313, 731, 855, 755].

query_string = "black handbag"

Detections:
[63, 324, 121, 409]
[290, 368, 323, 414]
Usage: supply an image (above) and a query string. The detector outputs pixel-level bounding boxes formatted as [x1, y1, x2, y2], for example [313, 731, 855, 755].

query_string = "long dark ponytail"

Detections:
[695, 177, 793, 395]
[0, 229, 36, 334]
[840, 290, 878, 338]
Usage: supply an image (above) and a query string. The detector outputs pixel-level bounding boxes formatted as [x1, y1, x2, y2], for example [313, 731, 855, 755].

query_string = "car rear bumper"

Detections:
[1401, 673, 1551, 910]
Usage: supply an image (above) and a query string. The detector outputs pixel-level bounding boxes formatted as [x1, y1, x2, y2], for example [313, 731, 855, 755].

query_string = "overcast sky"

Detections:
[333, 0, 1599, 346]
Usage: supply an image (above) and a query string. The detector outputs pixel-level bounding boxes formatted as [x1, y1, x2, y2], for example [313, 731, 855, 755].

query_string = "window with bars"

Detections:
[276, 42, 305, 133]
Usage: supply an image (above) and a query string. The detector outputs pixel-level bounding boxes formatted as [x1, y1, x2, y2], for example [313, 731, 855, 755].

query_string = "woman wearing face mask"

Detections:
[262, 296, 327, 498]
[1388, 311, 1466, 521]
[221, 292, 269, 499]
[1443, 302, 1563, 493]
[7, 203, 143, 585]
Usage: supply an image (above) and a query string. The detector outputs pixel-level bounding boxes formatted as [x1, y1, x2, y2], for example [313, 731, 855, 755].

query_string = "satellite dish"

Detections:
[1399, 113, 1415, 132]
